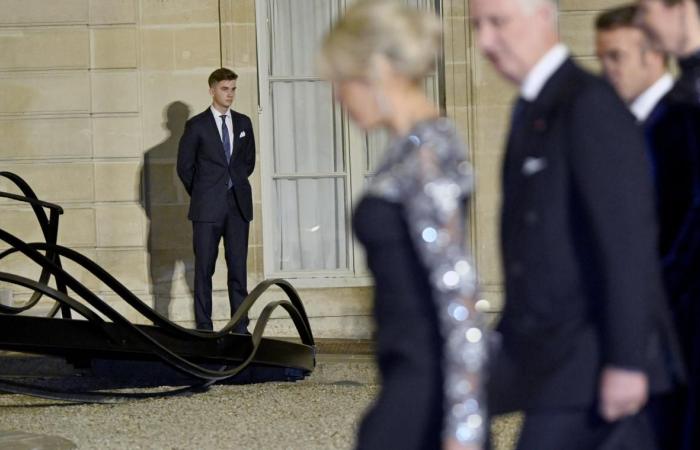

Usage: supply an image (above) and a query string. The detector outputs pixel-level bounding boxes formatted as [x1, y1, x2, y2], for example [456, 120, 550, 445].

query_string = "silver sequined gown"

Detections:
[353, 119, 487, 449]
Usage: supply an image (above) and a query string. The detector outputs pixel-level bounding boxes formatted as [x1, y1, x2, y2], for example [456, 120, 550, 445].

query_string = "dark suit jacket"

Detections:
[490, 58, 683, 414]
[177, 108, 255, 222]
[645, 65, 700, 305]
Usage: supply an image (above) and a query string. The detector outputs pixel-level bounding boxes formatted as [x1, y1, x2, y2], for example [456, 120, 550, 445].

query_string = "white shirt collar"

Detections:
[210, 105, 231, 120]
[629, 73, 674, 122]
[520, 43, 570, 101]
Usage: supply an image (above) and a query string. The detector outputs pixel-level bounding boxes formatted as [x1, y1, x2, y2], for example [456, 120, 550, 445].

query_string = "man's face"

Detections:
[596, 26, 657, 102]
[210, 79, 236, 110]
[470, 0, 554, 84]
[637, 0, 684, 54]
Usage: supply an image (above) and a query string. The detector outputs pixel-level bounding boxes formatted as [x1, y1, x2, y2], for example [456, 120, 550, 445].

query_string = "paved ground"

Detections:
[0, 351, 520, 450]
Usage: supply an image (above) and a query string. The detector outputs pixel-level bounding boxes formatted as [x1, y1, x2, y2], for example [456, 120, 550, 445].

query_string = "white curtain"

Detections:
[266, 0, 436, 272]
[269, 0, 347, 272]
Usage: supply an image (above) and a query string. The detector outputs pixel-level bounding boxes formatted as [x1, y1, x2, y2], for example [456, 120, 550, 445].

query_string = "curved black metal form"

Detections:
[0, 172, 315, 403]
[0, 171, 68, 318]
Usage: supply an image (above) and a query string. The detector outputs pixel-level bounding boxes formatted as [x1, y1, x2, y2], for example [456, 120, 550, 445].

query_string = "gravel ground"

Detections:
[0, 374, 521, 450]
[0, 382, 376, 450]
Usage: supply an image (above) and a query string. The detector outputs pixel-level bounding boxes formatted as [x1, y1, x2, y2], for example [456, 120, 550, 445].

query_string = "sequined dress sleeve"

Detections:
[366, 119, 487, 445]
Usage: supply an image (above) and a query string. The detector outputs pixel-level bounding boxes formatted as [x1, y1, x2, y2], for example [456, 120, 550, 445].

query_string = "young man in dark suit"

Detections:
[595, 4, 673, 124]
[176, 68, 255, 332]
[636, 2, 700, 448]
[469, 0, 682, 448]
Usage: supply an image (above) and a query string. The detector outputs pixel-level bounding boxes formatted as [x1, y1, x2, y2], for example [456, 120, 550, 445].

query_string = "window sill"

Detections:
[263, 274, 374, 289]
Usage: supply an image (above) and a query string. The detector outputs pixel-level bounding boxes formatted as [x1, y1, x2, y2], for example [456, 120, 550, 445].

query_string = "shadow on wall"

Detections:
[139, 102, 194, 319]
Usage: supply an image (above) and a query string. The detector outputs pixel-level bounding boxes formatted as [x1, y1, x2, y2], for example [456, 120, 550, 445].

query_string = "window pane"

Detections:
[425, 74, 438, 104]
[261, 0, 442, 276]
[272, 81, 343, 174]
[273, 178, 348, 271]
[402, 0, 422, 8]
[269, 0, 335, 77]
[347, 0, 431, 7]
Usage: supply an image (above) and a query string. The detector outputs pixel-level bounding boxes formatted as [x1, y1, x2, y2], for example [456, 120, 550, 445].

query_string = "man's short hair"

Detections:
[661, 0, 698, 4]
[659, 0, 700, 10]
[595, 4, 637, 31]
[208, 68, 238, 87]
[596, 3, 670, 66]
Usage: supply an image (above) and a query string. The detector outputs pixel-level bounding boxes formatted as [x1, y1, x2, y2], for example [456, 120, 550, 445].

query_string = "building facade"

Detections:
[0, 0, 626, 337]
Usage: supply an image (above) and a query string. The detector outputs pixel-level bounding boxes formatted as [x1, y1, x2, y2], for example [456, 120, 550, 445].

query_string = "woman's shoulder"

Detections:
[412, 118, 465, 157]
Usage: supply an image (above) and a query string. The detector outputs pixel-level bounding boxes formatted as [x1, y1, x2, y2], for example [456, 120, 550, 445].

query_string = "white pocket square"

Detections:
[239, 131, 246, 138]
[522, 157, 547, 176]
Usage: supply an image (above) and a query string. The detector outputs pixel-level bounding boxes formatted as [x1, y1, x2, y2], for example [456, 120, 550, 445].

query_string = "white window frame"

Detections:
[255, 0, 442, 288]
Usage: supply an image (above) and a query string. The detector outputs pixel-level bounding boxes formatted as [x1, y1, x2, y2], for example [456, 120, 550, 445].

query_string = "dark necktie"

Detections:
[510, 97, 530, 133]
[220, 114, 231, 162]
[504, 97, 531, 188]
[221, 115, 233, 188]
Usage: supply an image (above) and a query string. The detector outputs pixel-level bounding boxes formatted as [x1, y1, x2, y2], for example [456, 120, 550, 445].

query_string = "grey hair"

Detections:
[517, 0, 558, 15]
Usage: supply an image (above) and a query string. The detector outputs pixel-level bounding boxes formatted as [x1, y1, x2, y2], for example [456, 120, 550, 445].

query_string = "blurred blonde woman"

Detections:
[320, 2, 486, 449]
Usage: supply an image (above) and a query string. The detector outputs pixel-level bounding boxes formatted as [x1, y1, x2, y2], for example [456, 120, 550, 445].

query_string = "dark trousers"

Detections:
[648, 391, 691, 450]
[489, 408, 657, 450]
[192, 189, 249, 332]
[648, 288, 700, 450]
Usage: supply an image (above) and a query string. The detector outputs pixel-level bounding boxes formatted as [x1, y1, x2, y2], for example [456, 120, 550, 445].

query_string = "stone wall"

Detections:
[0, 0, 627, 337]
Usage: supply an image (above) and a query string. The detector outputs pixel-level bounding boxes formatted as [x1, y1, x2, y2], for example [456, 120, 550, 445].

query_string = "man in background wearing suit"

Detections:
[598, 7, 694, 449]
[595, 4, 673, 124]
[636, 1, 700, 448]
[469, 0, 682, 448]
[177, 68, 255, 332]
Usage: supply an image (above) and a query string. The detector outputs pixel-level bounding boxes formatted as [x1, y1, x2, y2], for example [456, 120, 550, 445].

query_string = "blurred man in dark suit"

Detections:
[636, 1, 700, 448]
[596, 4, 673, 124]
[596, 6, 687, 449]
[177, 68, 255, 332]
[469, 0, 683, 448]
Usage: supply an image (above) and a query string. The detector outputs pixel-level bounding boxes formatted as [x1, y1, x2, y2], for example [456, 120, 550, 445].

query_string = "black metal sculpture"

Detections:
[0, 172, 315, 402]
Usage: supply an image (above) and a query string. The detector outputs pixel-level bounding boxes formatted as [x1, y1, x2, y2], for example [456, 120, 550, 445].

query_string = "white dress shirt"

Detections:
[520, 43, 570, 101]
[630, 73, 674, 122]
[210, 106, 233, 156]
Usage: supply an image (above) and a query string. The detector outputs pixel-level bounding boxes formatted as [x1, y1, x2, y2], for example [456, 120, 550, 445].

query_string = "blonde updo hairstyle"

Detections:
[320, 0, 442, 84]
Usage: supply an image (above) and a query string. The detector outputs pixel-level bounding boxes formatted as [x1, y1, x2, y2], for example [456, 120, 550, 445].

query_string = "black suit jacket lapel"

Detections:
[502, 100, 529, 223]
[205, 109, 229, 165]
[529, 59, 577, 119]
[231, 113, 241, 164]
[502, 59, 576, 227]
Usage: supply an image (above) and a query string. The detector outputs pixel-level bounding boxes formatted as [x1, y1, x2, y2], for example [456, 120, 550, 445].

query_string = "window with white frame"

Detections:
[256, 0, 442, 284]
